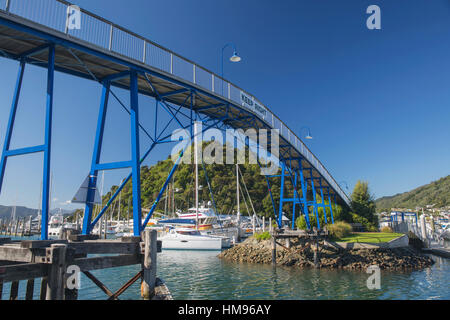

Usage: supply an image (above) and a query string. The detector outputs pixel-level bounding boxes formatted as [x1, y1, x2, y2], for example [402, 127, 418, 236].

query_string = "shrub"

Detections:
[295, 213, 325, 230]
[327, 221, 352, 239]
[254, 231, 271, 241]
[295, 215, 309, 230]
[380, 226, 393, 233]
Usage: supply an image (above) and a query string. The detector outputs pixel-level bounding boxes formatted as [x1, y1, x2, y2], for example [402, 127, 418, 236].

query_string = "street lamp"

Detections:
[299, 126, 313, 140]
[221, 42, 241, 94]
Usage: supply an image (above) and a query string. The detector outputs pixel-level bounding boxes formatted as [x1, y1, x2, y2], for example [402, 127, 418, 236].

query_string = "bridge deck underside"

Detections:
[0, 14, 344, 203]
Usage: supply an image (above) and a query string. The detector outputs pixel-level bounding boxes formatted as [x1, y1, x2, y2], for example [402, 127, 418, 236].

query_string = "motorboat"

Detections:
[159, 227, 223, 250]
[48, 214, 64, 238]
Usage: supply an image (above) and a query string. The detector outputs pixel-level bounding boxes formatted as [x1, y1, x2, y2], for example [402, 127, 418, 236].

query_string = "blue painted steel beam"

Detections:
[4, 145, 45, 157]
[196, 103, 224, 112]
[82, 80, 111, 235]
[140, 117, 224, 227]
[40, 44, 55, 240]
[318, 178, 328, 224]
[101, 70, 131, 82]
[310, 176, 320, 230]
[277, 161, 286, 228]
[130, 70, 142, 236]
[18, 43, 49, 58]
[0, 59, 25, 193]
[327, 187, 335, 224]
[94, 161, 132, 171]
[159, 88, 189, 98]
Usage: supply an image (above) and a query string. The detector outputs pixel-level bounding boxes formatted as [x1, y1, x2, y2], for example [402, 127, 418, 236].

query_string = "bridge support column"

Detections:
[291, 171, 298, 230]
[318, 178, 328, 224]
[297, 161, 311, 229]
[0, 60, 25, 193]
[0, 45, 56, 240]
[130, 70, 142, 236]
[327, 188, 335, 224]
[82, 70, 143, 236]
[82, 80, 110, 235]
[277, 161, 286, 228]
[310, 176, 321, 231]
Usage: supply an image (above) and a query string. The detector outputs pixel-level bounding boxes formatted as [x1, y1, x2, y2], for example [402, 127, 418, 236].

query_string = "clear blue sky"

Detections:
[1, 0, 450, 210]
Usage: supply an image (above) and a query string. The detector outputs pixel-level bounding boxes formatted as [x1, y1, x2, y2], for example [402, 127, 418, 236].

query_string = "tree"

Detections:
[350, 180, 377, 227]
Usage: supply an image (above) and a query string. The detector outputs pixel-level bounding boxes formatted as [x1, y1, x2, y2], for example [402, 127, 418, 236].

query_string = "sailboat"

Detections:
[159, 123, 226, 250]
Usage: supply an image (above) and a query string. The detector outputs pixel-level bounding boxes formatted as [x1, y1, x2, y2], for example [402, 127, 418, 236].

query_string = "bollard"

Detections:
[46, 244, 67, 300]
[141, 229, 157, 300]
[271, 234, 276, 266]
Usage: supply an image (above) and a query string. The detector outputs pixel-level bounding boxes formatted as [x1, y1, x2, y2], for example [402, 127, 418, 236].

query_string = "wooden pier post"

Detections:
[141, 229, 157, 300]
[313, 236, 320, 269]
[9, 281, 19, 300]
[46, 244, 67, 300]
[25, 279, 35, 300]
[271, 234, 276, 266]
[285, 238, 291, 249]
[262, 216, 265, 232]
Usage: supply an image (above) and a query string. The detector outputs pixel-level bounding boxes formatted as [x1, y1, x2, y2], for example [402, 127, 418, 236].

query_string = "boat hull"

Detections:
[160, 237, 222, 250]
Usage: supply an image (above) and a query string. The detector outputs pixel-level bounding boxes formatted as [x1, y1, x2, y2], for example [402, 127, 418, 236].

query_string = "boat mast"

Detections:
[236, 163, 240, 224]
[194, 122, 199, 230]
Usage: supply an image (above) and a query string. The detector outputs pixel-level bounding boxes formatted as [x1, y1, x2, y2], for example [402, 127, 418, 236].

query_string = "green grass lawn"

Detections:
[333, 232, 404, 243]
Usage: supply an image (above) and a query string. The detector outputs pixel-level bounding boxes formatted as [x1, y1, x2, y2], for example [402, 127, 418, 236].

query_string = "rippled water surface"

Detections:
[2, 236, 449, 300]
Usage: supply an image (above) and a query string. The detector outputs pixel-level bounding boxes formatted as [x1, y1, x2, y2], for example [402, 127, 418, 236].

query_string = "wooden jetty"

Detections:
[270, 228, 329, 268]
[0, 229, 171, 300]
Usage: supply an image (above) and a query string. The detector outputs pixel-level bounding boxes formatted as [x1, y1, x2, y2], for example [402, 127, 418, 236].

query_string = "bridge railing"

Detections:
[0, 0, 350, 205]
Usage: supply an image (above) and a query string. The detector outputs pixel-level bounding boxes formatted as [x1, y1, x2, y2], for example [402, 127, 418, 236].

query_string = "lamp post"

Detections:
[299, 126, 313, 140]
[221, 42, 241, 95]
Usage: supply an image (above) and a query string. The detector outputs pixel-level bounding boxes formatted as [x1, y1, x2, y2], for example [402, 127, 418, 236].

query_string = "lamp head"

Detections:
[230, 51, 241, 62]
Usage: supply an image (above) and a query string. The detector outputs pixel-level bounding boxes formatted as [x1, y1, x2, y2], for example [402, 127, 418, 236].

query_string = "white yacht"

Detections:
[159, 228, 224, 250]
[48, 214, 64, 238]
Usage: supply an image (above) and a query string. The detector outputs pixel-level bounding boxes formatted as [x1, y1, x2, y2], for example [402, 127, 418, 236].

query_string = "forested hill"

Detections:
[375, 175, 450, 211]
[101, 149, 280, 218]
[96, 144, 347, 220]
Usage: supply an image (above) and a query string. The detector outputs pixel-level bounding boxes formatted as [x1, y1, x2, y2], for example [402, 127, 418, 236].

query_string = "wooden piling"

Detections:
[39, 277, 47, 300]
[25, 279, 34, 300]
[46, 244, 67, 300]
[285, 238, 291, 249]
[141, 229, 157, 300]
[313, 236, 320, 269]
[271, 234, 276, 266]
[9, 281, 19, 300]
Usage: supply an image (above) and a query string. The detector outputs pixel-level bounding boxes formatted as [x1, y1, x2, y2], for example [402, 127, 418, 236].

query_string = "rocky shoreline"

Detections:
[218, 238, 434, 270]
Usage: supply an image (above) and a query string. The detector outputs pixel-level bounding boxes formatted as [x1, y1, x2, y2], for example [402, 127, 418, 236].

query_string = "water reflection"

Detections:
[1, 235, 448, 300]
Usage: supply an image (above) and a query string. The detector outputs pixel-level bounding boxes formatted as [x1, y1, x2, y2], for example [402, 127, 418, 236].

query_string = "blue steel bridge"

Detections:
[0, 0, 350, 240]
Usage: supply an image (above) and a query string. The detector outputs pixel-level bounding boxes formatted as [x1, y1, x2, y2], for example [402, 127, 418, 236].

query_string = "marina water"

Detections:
[2, 236, 449, 300]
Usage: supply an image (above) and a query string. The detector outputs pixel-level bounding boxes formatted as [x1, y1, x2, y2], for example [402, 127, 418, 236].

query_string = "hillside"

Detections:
[0, 205, 38, 219]
[375, 175, 450, 210]
[91, 144, 347, 221]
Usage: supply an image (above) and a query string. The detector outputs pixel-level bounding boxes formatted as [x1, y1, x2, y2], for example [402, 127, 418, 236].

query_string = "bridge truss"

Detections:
[0, 0, 350, 239]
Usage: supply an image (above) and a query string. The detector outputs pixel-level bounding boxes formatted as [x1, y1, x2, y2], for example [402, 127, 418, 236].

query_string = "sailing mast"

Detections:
[236, 163, 240, 225]
[194, 122, 199, 230]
